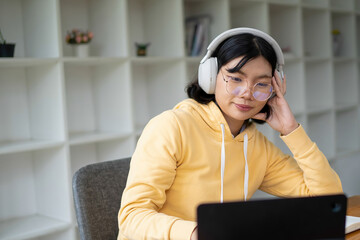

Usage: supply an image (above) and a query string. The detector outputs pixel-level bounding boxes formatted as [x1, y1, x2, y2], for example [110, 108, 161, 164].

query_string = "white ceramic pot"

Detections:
[73, 44, 89, 58]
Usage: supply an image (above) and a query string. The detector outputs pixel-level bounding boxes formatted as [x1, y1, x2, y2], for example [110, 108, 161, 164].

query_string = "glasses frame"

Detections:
[221, 71, 274, 101]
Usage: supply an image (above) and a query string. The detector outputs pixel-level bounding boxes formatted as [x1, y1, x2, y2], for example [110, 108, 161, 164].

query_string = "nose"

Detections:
[240, 87, 252, 99]
[234, 85, 252, 99]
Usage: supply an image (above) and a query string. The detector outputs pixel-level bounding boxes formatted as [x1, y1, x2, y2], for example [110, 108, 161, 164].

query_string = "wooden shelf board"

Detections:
[335, 103, 359, 112]
[130, 56, 182, 65]
[0, 58, 58, 68]
[62, 57, 127, 66]
[0, 139, 64, 156]
[306, 105, 333, 115]
[0, 214, 70, 240]
[69, 131, 132, 146]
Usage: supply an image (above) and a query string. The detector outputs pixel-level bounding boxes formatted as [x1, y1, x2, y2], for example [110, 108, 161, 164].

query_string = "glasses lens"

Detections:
[226, 80, 246, 96]
[226, 79, 272, 101]
[253, 83, 273, 101]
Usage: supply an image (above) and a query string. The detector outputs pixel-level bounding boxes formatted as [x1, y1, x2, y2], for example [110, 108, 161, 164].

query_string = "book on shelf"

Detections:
[346, 215, 360, 234]
[185, 15, 211, 57]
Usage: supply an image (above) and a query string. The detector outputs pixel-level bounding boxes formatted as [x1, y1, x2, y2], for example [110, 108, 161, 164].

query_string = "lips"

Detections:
[234, 103, 253, 111]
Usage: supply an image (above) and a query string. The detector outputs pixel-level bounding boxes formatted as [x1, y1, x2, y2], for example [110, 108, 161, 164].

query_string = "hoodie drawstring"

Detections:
[220, 124, 249, 203]
[243, 133, 249, 201]
[220, 124, 225, 203]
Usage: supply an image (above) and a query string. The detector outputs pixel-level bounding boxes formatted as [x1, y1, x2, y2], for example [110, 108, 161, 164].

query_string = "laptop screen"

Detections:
[197, 194, 346, 240]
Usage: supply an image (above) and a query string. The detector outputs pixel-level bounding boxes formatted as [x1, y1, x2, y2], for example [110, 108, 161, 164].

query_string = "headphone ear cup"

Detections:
[198, 57, 218, 94]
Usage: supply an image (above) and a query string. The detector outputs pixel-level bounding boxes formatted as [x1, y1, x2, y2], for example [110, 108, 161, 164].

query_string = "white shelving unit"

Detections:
[0, 0, 359, 239]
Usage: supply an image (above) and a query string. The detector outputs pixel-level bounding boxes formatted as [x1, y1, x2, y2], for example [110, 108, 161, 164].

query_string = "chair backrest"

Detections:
[72, 157, 131, 240]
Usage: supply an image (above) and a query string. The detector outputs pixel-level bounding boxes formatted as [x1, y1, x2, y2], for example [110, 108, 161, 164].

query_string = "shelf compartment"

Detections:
[184, 0, 229, 53]
[128, 0, 183, 57]
[132, 60, 187, 128]
[230, 1, 268, 32]
[186, 61, 200, 86]
[0, 215, 70, 240]
[303, 8, 331, 58]
[60, 0, 128, 57]
[307, 111, 336, 159]
[269, 4, 302, 58]
[357, 16, 360, 57]
[335, 107, 359, 154]
[301, 0, 329, 9]
[0, 63, 66, 147]
[70, 139, 134, 179]
[333, 60, 359, 107]
[330, 0, 354, 11]
[0, 0, 60, 58]
[284, 60, 305, 115]
[69, 139, 134, 227]
[331, 12, 356, 58]
[64, 62, 133, 141]
[305, 60, 333, 112]
[0, 147, 71, 239]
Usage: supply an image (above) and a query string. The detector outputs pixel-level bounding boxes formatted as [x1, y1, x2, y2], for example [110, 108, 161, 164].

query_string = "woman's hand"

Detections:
[252, 71, 298, 136]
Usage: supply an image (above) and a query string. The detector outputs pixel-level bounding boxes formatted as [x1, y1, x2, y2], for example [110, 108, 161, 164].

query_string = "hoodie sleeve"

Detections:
[259, 124, 343, 197]
[118, 111, 197, 240]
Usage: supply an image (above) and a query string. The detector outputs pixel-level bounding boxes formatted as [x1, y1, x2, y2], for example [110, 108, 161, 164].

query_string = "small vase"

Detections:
[72, 44, 89, 58]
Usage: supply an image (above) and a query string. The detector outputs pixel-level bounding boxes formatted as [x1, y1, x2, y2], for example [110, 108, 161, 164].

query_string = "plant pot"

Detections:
[72, 44, 89, 58]
[0, 43, 15, 57]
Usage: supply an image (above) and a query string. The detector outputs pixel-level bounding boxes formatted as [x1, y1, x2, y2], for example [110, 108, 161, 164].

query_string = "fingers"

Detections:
[252, 112, 267, 122]
[283, 73, 287, 95]
[272, 71, 287, 97]
[272, 76, 283, 98]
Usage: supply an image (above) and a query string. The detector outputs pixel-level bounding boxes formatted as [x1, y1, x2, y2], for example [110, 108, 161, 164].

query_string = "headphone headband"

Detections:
[198, 27, 285, 94]
[200, 27, 284, 69]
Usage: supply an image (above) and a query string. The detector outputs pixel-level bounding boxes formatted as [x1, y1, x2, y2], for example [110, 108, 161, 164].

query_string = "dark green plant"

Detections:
[0, 28, 6, 44]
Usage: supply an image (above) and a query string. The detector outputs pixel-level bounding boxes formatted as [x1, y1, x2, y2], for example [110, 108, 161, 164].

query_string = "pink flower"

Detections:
[75, 35, 82, 43]
[66, 29, 93, 44]
[82, 35, 89, 43]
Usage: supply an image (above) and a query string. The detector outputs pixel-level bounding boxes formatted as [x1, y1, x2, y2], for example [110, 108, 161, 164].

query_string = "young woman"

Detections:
[117, 28, 342, 240]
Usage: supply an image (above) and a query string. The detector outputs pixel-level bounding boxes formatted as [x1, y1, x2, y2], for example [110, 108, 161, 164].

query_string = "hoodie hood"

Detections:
[174, 98, 256, 142]
[174, 98, 253, 201]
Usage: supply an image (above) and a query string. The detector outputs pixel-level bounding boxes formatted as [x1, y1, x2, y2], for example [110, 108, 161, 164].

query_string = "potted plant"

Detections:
[65, 29, 94, 57]
[135, 42, 151, 56]
[332, 29, 342, 57]
[0, 28, 15, 57]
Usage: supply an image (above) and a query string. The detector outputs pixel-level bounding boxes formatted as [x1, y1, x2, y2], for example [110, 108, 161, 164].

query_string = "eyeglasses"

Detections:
[221, 71, 273, 101]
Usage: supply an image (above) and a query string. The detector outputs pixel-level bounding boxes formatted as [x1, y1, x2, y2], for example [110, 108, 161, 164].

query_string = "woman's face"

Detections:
[215, 56, 272, 130]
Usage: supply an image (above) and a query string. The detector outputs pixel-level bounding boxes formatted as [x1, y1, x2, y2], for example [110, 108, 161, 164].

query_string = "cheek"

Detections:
[214, 76, 227, 101]
[254, 102, 268, 113]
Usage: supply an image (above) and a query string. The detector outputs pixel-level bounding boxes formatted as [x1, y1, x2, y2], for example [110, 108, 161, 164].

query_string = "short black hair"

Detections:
[186, 33, 278, 124]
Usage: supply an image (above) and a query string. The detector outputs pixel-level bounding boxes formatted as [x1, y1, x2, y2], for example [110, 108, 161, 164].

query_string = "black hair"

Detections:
[186, 33, 278, 124]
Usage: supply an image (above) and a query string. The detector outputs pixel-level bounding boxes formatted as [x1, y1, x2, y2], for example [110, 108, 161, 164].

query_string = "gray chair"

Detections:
[72, 157, 131, 240]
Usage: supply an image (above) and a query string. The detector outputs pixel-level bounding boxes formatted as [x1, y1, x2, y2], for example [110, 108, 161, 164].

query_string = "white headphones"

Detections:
[198, 27, 285, 94]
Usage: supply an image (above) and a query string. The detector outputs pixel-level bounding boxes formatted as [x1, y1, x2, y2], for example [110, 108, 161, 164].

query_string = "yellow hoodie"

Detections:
[118, 99, 342, 240]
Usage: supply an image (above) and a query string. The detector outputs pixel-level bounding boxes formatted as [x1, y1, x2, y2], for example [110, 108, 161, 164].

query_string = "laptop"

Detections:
[197, 194, 347, 240]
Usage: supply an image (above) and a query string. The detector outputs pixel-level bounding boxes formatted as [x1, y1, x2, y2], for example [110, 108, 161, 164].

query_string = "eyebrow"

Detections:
[231, 69, 272, 80]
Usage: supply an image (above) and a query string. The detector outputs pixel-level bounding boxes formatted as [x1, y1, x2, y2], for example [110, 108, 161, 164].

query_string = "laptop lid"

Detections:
[197, 194, 347, 240]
